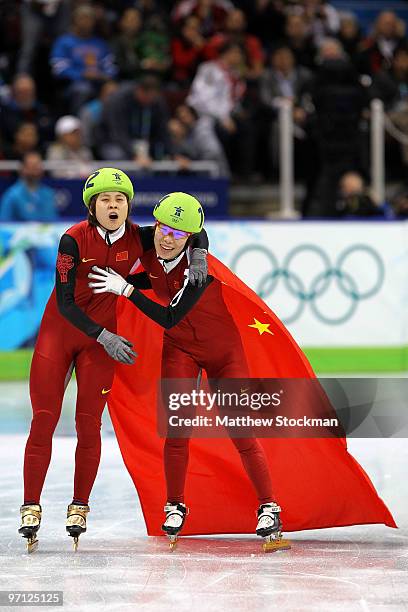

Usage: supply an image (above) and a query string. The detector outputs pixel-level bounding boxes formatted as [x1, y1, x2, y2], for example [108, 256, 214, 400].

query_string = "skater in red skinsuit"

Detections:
[88, 193, 281, 543]
[90, 193, 396, 541]
[18, 172, 209, 551]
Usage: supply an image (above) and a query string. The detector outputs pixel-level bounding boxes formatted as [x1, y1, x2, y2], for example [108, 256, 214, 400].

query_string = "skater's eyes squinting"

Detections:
[98, 194, 127, 206]
[95, 192, 129, 230]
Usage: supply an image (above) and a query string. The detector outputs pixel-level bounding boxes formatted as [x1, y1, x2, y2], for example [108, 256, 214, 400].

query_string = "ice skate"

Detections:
[18, 504, 42, 553]
[66, 503, 90, 551]
[256, 502, 291, 553]
[162, 502, 188, 551]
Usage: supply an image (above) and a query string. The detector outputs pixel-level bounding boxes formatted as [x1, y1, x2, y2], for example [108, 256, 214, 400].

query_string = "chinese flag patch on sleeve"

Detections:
[116, 251, 129, 262]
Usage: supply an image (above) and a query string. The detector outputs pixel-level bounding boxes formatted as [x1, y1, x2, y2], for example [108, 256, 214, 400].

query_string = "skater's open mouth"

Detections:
[108, 212, 118, 220]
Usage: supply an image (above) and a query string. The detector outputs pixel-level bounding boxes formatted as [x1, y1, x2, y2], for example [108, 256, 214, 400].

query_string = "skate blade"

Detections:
[73, 537, 79, 552]
[27, 538, 38, 554]
[168, 536, 178, 552]
[262, 538, 291, 553]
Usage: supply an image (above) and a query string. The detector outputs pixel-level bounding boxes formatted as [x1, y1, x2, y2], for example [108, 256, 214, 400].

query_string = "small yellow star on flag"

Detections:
[248, 318, 274, 336]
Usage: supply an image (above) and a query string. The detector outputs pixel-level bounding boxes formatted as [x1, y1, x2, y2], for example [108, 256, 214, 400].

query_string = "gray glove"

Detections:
[97, 328, 137, 365]
[189, 248, 208, 287]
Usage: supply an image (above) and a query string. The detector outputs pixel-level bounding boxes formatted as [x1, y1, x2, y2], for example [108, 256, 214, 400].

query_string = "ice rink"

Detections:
[0, 381, 407, 612]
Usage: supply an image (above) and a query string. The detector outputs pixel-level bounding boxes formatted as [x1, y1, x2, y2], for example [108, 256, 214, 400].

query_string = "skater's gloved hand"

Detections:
[97, 328, 137, 365]
[189, 248, 207, 287]
[88, 266, 133, 297]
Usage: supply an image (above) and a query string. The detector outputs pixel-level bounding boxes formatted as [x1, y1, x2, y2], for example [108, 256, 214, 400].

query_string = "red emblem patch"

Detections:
[56, 252, 74, 283]
[116, 251, 128, 262]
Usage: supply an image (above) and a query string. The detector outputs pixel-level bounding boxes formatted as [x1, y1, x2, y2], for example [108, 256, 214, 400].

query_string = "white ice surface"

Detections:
[0, 383, 407, 612]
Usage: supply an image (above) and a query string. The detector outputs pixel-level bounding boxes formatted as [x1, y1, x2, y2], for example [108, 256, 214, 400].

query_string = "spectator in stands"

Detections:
[260, 46, 313, 176]
[79, 80, 119, 152]
[282, 12, 317, 71]
[170, 103, 229, 175]
[301, 0, 340, 47]
[112, 8, 143, 81]
[171, 15, 207, 85]
[0, 2, 20, 87]
[0, 151, 57, 221]
[203, 9, 264, 79]
[336, 12, 363, 64]
[17, 0, 71, 75]
[50, 5, 117, 114]
[135, 14, 171, 78]
[187, 42, 254, 179]
[335, 171, 382, 217]
[172, 0, 233, 37]
[7, 122, 40, 160]
[315, 36, 346, 62]
[0, 75, 54, 153]
[243, 0, 286, 51]
[306, 38, 367, 216]
[390, 183, 408, 217]
[358, 11, 407, 76]
[135, 0, 168, 23]
[371, 46, 408, 167]
[99, 75, 171, 165]
[91, 2, 118, 40]
[371, 45, 408, 111]
[260, 46, 312, 116]
[46, 115, 93, 178]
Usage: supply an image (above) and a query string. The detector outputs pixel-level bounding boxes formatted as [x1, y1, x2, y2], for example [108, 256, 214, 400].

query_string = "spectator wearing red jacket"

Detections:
[204, 9, 264, 80]
[171, 15, 207, 85]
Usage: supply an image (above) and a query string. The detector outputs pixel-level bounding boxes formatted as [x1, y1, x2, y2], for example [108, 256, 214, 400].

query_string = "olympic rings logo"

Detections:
[230, 244, 385, 325]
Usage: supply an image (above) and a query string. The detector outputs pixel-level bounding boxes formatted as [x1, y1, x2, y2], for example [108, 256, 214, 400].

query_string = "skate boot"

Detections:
[162, 502, 188, 551]
[256, 502, 291, 553]
[66, 503, 90, 551]
[18, 504, 42, 553]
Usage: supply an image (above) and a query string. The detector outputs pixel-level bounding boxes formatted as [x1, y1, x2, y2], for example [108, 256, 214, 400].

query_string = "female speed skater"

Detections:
[89, 192, 284, 551]
[19, 171, 209, 552]
[88, 191, 396, 550]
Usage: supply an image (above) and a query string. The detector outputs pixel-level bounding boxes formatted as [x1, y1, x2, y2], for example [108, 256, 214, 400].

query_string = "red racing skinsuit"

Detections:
[127, 248, 275, 505]
[24, 220, 209, 505]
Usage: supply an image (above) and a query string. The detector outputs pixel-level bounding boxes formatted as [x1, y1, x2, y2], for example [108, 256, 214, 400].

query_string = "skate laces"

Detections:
[20, 504, 42, 527]
[163, 503, 188, 528]
[257, 503, 281, 525]
[66, 504, 90, 528]
[257, 502, 281, 516]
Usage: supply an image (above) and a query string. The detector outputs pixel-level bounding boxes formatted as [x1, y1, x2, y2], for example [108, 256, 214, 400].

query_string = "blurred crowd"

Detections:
[1, 0, 408, 217]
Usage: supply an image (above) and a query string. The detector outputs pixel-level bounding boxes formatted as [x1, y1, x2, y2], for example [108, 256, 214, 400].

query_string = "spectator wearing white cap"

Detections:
[46, 115, 93, 178]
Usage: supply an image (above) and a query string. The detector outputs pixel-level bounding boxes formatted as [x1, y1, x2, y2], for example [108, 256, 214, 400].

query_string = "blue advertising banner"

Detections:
[0, 177, 229, 218]
[0, 224, 62, 350]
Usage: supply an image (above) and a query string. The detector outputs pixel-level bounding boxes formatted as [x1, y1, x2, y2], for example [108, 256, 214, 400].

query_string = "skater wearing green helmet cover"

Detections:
[88, 190, 397, 551]
[19, 169, 209, 553]
[89, 191, 282, 549]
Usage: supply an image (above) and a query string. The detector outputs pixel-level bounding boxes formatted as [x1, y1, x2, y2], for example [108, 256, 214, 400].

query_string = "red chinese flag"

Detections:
[108, 254, 396, 535]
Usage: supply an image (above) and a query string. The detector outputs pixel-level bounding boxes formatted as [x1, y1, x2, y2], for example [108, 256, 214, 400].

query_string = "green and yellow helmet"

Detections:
[82, 168, 134, 207]
[153, 192, 204, 233]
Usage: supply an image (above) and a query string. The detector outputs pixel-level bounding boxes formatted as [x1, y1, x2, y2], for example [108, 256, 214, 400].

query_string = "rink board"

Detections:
[1, 220, 408, 376]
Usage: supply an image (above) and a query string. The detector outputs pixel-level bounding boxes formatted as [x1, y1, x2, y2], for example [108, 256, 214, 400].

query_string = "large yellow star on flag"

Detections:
[248, 318, 274, 336]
